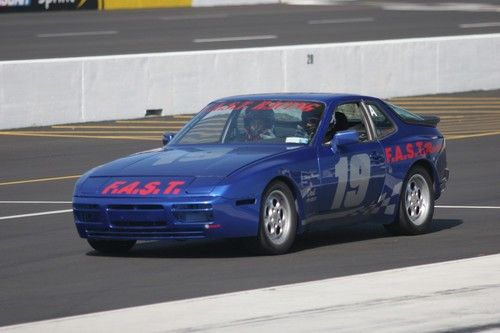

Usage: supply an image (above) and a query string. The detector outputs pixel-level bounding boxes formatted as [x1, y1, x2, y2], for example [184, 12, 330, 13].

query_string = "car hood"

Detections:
[91, 145, 289, 178]
[76, 145, 293, 197]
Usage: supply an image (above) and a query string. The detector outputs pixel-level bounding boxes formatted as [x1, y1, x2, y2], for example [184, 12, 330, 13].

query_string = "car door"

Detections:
[317, 101, 387, 219]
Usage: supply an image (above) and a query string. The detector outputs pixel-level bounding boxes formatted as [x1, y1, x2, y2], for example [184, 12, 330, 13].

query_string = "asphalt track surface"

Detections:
[0, 90, 499, 326]
[1, 0, 500, 60]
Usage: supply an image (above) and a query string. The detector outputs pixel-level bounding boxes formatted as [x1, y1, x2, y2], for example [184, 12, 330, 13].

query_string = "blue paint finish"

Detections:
[73, 93, 449, 242]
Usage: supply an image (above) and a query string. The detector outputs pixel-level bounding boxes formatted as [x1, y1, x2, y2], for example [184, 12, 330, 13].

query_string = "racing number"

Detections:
[331, 154, 371, 209]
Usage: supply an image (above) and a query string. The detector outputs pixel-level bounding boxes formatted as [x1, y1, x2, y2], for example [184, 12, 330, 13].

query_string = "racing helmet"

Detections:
[334, 112, 349, 132]
[301, 108, 322, 136]
[244, 109, 275, 133]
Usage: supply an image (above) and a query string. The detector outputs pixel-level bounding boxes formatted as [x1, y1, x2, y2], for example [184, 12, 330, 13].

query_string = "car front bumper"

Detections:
[72, 195, 260, 241]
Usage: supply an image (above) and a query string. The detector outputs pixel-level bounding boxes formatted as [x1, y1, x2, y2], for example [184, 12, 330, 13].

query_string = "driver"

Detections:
[297, 108, 322, 139]
[243, 109, 276, 141]
[324, 111, 349, 143]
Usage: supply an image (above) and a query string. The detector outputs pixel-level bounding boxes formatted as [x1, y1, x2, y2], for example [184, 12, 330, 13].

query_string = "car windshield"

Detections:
[171, 100, 325, 145]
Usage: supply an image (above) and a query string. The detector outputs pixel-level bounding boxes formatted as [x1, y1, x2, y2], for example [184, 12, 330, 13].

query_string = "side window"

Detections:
[365, 103, 395, 138]
[324, 103, 369, 143]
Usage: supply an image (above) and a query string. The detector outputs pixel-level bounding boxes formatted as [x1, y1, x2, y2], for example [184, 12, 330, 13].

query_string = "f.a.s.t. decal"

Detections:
[101, 180, 185, 195]
[385, 141, 442, 164]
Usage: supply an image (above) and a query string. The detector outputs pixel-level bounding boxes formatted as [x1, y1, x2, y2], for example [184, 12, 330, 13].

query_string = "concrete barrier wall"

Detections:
[192, 0, 279, 6]
[100, 0, 280, 10]
[1, 33, 499, 129]
[0, 0, 280, 13]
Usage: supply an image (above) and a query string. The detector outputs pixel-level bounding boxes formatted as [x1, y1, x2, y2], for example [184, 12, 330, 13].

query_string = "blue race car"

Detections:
[73, 93, 449, 255]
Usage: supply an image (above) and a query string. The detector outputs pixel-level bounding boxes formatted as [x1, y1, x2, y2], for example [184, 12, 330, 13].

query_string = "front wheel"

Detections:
[87, 239, 136, 254]
[256, 181, 297, 255]
[385, 166, 435, 235]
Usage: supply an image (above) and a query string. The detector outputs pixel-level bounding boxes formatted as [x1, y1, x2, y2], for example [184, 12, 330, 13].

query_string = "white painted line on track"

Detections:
[37, 31, 118, 38]
[0, 201, 72, 204]
[308, 17, 374, 25]
[159, 14, 228, 21]
[0, 209, 72, 221]
[460, 22, 500, 28]
[436, 205, 500, 209]
[380, 3, 500, 12]
[2, 254, 500, 332]
[193, 35, 277, 43]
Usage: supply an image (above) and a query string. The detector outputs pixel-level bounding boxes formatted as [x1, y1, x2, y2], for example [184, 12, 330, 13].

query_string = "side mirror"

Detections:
[331, 130, 358, 153]
[162, 132, 175, 146]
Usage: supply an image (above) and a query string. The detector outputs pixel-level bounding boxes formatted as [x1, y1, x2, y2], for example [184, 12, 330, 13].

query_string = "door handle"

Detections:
[369, 151, 385, 163]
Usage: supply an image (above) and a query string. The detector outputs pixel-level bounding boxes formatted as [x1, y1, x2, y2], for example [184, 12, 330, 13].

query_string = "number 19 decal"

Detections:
[331, 154, 371, 209]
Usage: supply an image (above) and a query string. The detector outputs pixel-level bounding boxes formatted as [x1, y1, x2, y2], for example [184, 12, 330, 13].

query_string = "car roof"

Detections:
[212, 93, 378, 104]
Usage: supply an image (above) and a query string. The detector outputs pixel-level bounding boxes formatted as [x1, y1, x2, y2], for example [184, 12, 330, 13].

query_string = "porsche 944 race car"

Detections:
[73, 93, 449, 255]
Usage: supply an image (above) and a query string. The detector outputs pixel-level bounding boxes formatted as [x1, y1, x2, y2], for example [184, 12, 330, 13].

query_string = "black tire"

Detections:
[255, 181, 297, 255]
[87, 239, 136, 254]
[384, 166, 435, 235]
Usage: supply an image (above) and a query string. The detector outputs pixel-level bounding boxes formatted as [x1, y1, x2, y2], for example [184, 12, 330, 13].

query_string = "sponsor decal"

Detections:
[40, 0, 70, 10]
[384, 141, 442, 163]
[38, 0, 88, 9]
[1, 0, 95, 11]
[0, 0, 31, 7]
[209, 100, 322, 112]
[101, 180, 185, 196]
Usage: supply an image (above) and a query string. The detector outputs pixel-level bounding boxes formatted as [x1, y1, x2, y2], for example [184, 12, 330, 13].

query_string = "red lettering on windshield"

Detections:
[208, 100, 322, 112]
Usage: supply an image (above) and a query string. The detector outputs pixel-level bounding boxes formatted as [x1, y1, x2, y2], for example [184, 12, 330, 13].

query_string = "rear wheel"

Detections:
[87, 239, 136, 254]
[384, 166, 435, 235]
[256, 181, 297, 255]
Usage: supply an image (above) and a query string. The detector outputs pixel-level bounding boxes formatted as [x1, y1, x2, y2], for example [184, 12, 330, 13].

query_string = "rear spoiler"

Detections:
[385, 102, 441, 128]
[405, 114, 441, 127]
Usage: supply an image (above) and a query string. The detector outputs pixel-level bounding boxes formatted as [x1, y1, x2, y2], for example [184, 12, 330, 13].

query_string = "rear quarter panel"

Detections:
[379, 106, 447, 202]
